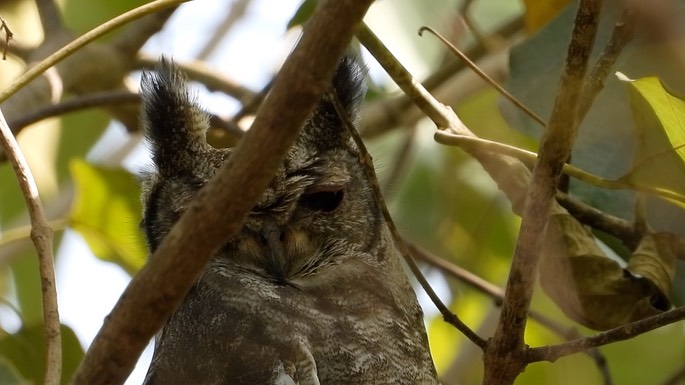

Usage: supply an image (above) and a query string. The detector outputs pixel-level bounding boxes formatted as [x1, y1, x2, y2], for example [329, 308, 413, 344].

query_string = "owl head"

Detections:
[139, 54, 392, 287]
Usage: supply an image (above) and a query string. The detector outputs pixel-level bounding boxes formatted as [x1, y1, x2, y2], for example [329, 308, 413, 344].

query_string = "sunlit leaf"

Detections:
[522, 0, 571, 33]
[69, 159, 146, 274]
[0, 324, 84, 385]
[620, 75, 685, 204]
[539, 205, 675, 330]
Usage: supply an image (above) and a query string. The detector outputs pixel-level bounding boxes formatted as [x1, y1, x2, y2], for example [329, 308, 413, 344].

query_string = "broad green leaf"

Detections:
[69, 159, 146, 274]
[539, 204, 675, 330]
[0, 323, 84, 385]
[522, 0, 571, 33]
[621, 76, 685, 203]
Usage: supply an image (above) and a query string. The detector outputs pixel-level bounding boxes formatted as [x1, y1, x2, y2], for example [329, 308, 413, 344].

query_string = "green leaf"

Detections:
[0, 324, 84, 385]
[287, 0, 318, 30]
[69, 159, 146, 274]
[621, 75, 685, 203]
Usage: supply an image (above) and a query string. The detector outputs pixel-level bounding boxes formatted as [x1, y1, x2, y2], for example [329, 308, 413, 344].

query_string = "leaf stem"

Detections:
[434, 131, 685, 204]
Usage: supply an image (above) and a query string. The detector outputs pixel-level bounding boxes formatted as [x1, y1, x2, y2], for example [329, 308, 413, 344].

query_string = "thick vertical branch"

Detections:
[0, 108, 61, 385]
[70, 1, 375, 384]
[482, 1, 602, 384]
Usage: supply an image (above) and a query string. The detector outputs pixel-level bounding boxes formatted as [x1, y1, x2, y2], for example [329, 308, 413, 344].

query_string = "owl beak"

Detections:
[260, 221, 289, 285]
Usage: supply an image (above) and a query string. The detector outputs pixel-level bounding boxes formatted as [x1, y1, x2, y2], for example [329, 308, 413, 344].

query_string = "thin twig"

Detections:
[577, 9, 636, 120]
[329, 91, 487, 350]
[419, 26, 546, 127]
[556, 191, 640, 249]
[7, 90, 243, 138]
[526, 306, 685, 363]
[361, 15, 523, 138]
[70, 1, 376, 384]
[0, 108, 61, 385]
[0, 15, 13, 60]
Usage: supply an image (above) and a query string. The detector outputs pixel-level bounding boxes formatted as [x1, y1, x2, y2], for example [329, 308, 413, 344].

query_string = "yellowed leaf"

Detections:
[522, 0, 571, 33]
[69, 159, 146, 274]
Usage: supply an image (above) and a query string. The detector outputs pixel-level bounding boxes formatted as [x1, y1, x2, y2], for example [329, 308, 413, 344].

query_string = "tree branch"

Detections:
[484, 1, 602, 383]
[577, 8, 636, 124]
[135, 55, 258, 103]
[526, 306, 685, 363]
[0, 108, 61, 385]
[70, 1, 375, 384]
[6, 90, 243, 139]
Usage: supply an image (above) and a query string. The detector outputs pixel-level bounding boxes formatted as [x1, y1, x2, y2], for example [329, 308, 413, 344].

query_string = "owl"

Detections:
[138, 54, 440, 384]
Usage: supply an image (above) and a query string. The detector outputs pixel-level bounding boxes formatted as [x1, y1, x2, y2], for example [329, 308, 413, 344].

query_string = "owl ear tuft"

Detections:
[140, 57, 210, 172]
[329, 52, 367, 122]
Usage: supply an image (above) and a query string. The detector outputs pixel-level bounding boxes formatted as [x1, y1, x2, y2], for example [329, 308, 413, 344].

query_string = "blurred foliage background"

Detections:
[0, 0, 684, 384]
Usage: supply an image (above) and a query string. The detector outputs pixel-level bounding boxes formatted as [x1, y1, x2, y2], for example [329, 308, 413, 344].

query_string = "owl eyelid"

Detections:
[299, 184, 346, 213]
[305, 183, 346, 194]
[187, 177, 206, 188]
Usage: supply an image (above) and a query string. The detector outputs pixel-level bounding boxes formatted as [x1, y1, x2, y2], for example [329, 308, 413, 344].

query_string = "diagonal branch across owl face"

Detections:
[139, 54, 439, 384]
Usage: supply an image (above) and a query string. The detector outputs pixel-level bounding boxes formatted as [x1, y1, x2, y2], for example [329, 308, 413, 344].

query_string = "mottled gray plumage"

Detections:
[139, 55, 439, 384]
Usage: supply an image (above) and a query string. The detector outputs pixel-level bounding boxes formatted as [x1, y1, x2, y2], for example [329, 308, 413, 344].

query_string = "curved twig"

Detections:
[419, 26, 546, 127]
[527, 306, 685, 363]
[0, 108, 61, 385]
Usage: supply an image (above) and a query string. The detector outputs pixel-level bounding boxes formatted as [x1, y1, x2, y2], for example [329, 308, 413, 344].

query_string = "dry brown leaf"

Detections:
[539, 204, 677, 330]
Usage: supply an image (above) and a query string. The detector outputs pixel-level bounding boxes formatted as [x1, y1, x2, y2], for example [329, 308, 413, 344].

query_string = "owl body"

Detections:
[140, 55, 439, 384]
